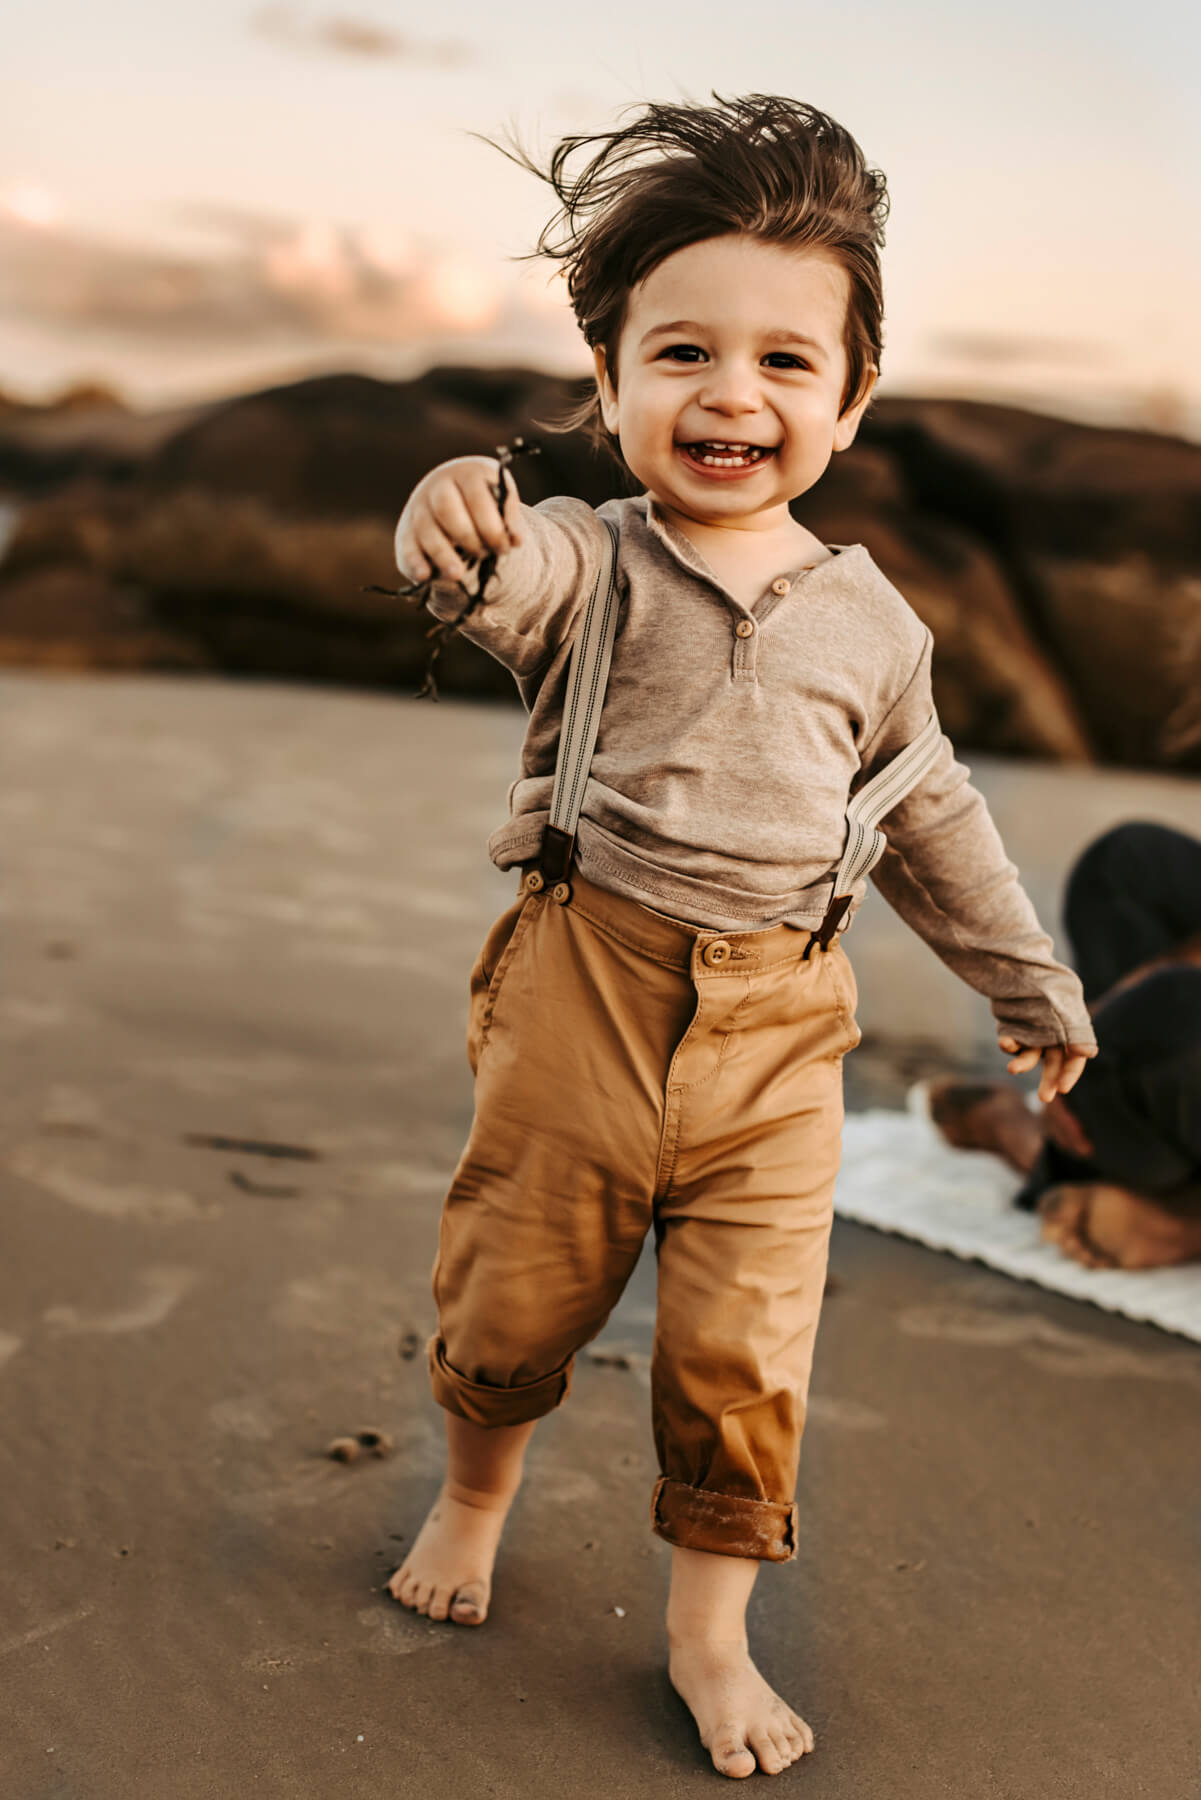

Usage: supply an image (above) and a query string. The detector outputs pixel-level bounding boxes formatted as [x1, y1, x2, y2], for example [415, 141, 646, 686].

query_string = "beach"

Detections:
[2, 670, 1199, 1798]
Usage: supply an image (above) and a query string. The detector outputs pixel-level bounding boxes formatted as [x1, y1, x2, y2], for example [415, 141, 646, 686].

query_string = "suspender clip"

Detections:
[804, 894, 852, 960]
[538, 822, 575, 886]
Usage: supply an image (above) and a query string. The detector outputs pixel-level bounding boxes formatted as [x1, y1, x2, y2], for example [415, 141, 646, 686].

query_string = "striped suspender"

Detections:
[532, 516, 621, 897]
[808, 708, 943, 951]
[529, 516, 944, 935]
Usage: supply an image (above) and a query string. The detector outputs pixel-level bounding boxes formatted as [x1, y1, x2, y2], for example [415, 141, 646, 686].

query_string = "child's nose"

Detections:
[696, 364, 764, 413]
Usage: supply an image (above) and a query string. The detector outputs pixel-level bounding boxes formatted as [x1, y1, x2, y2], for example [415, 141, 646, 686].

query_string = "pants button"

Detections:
[702, 939, 732, 967]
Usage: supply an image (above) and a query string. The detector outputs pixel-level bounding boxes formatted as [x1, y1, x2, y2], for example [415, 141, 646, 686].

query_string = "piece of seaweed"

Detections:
[362, 437, 541, 701]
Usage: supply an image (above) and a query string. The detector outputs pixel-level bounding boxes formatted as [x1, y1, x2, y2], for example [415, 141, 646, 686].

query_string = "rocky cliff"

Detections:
[0, 368, 1197, 769]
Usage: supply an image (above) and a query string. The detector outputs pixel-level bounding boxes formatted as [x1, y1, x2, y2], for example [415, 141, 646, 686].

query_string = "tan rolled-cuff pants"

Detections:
[427, 864, 860, 1562]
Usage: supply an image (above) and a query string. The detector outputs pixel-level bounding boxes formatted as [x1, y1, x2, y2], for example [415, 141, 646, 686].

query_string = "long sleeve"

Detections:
[398, 493, 607, 680]
[856, 632, 1097, 1051]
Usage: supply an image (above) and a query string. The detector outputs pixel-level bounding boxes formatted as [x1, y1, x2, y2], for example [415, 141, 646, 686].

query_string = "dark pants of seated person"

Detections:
[1015, 822, 1201, 1217]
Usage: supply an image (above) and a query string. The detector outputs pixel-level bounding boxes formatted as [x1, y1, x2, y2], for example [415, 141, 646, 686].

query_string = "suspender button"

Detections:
[551, 881, 571, 904]
[523, 869, 545, 893]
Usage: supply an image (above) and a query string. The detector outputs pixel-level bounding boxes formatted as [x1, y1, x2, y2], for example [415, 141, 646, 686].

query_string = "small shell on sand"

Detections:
[326, 1428, 394, 1463]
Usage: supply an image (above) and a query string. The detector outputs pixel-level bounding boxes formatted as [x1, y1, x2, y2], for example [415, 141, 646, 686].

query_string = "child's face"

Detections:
[593, 233, 876, 533]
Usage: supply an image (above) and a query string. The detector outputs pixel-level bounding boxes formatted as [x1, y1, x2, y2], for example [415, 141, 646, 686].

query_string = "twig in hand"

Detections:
[361, 436, 541, 700]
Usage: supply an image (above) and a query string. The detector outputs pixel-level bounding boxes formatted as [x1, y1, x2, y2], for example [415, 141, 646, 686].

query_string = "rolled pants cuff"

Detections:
[651, 1476, 798, 1563]
[426, 1334, 573, 1427]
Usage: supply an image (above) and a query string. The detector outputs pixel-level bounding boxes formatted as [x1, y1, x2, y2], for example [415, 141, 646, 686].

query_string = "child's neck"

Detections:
[648, 495, 830, 574]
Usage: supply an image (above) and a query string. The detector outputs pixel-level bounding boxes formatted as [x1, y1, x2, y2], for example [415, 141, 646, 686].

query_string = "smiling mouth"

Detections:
[677, 441, 778, 468]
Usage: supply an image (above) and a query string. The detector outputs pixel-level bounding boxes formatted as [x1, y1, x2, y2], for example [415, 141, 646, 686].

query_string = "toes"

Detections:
[1038, 1185, 1082, 1228]
[412, 1582, 433, 1616]
[389, 1570, 418, 1608]
[750, 1729, 788, 1775]
[773, 1725, 802, 1767]
[781, 1708, 814, 1755]
[427, 1586, 452, 1622]
[745, 1720, 792, 1778]
[450, 1581, 488, 1625]
[711, 1730, 756, 1779]
[1039, 1194, 1116, 1268]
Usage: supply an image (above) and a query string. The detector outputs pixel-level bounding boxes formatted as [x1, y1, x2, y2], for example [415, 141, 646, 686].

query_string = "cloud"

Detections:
[928, 330, 1114, 368]
[250, 4, 473, 66]
[0, 208, 509, 347]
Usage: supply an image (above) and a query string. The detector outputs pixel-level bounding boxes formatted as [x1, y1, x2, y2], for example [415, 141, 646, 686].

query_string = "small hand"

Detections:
[394, 451, 526, 587]
[998, 1036, 1096, 1104]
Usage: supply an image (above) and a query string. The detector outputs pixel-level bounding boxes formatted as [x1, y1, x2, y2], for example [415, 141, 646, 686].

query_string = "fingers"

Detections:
[1036, 1046, 1065, 1104]
[416, 485, 487, 584]
[497, 464, 525, 545]
[396, 455, 523, 585]
[1056, 1051, 1090, 1096]
[1001, 1037, 1098, 1102]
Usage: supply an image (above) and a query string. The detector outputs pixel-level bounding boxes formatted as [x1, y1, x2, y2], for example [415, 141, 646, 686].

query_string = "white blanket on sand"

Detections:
[836, 1102, 1201, 1345]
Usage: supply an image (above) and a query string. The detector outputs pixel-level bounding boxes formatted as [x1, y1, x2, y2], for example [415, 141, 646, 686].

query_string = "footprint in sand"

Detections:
[37, 1084, 107, 1137]
[355, 1606, 447, 1656]
[895, 1301, 1201, 1388]
[209, 1395, 282, 1442]
[42, 1267, 199, 1336]
[8, 1143, 204, 1222]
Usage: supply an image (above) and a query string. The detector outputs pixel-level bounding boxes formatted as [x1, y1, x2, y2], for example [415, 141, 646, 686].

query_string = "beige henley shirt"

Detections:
[414, 490, 1096, 1051]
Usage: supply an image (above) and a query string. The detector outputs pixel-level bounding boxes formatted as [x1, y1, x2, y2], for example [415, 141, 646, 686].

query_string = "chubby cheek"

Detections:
[785, 411, 841, 473]
[619, 417, 675, 483]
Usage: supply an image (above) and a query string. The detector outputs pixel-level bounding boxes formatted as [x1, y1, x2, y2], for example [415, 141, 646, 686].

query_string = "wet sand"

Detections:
[1, 671, 1198, 1798]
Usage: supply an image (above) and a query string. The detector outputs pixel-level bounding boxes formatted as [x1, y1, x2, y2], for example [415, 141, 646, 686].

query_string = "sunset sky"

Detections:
[2, 0, 1198, 434]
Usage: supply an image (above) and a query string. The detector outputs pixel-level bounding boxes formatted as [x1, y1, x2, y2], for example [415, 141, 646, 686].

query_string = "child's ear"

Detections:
[593, 345, 619, 435]
[833, 366, 878, 453]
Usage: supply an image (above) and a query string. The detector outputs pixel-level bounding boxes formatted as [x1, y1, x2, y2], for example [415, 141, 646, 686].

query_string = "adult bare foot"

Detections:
[386, 1482, 512, 1625]
[669, 1638, 814, 1778]
[920, 1079, 1045, 1174]
[1038, 1182, 1201, 1270]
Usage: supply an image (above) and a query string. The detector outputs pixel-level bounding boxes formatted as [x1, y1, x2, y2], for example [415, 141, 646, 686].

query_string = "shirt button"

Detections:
[735, 619, 755, 638]
[771, 577, 791, 596]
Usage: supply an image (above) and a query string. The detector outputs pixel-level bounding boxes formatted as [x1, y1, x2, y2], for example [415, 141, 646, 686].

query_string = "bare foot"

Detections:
[1038, 1181, 1201, 1271]
[921, 1079, 1045, 1175]
[386, 1483, 512, 1625]
[669, 1639, 814, 1779]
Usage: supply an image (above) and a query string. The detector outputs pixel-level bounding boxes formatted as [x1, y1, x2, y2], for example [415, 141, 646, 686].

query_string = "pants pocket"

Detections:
[827, 945, 862, 1055]
[466, 893, 536, 1073]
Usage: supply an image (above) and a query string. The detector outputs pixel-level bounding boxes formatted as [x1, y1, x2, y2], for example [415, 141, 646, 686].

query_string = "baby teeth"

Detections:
[686, 443, 769, 467]
[698, 449, 763, 466]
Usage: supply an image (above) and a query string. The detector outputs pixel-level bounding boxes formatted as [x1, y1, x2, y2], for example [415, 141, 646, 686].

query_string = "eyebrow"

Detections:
[639, 319, 827, 357]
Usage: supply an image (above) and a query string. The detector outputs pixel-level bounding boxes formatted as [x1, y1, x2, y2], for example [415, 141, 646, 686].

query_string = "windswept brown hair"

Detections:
[473, 92, 889, 463]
